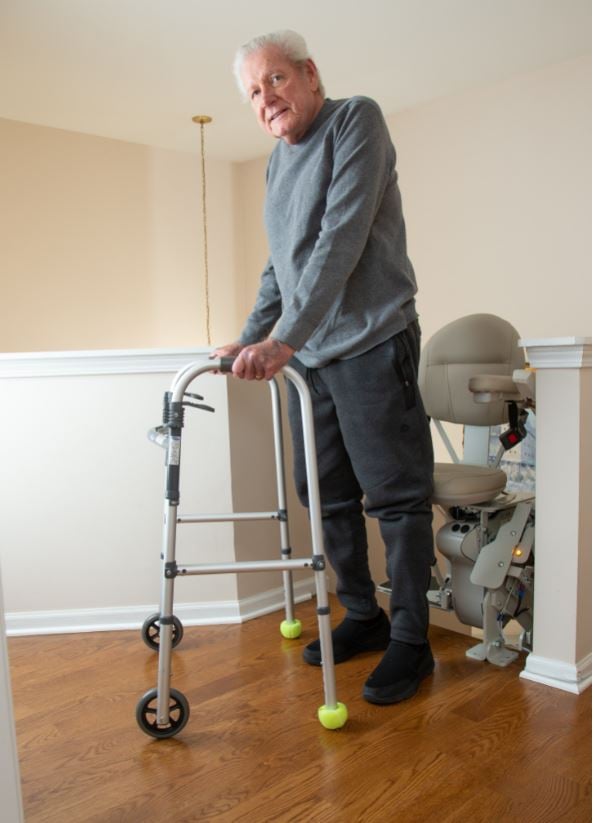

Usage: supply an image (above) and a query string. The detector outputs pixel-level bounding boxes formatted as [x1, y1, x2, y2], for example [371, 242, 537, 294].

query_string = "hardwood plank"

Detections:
[8, 597, 591, 822]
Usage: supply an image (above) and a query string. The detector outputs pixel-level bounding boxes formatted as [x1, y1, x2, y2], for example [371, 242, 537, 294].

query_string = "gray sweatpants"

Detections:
[287, 321, 434, 645]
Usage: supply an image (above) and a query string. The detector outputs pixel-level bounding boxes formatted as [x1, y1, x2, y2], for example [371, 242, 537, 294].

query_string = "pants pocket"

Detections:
[392, 327, 418, 411]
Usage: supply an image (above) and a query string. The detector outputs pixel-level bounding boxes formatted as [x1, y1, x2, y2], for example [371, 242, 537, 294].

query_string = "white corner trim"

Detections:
[0, 347, 212, 379]
[4, 580, 316, 637]
[520, 652, 592, 694]
[520, 337, 592, 369]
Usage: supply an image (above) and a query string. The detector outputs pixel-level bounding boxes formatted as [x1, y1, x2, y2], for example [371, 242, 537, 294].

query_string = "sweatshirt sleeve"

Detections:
[238, 257, 283, 345]
[272, 99, 396, 351]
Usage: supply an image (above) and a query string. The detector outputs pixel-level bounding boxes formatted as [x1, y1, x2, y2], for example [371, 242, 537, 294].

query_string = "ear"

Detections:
[303, 58, 321, 93]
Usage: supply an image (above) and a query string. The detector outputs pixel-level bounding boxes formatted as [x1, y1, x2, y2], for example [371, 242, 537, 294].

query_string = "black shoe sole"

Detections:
[363, 657, 435, 705]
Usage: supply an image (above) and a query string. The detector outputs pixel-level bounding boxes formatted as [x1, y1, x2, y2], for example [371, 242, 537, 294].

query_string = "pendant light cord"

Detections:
[193, 115, 213, 346]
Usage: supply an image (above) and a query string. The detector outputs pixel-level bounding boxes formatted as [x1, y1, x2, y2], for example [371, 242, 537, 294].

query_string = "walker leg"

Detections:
[283, 366, 347, 729]
[152, 394, 188, 731]
[156, 500, 179, 725]
[269, 379, 302, 640]
[280, 569, 302, 638]
[137, 496, 189, 737]
[314, 564, 348, 729]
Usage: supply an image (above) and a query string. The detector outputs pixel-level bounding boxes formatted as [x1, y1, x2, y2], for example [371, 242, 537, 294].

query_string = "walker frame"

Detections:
[135, 358, 347, 738]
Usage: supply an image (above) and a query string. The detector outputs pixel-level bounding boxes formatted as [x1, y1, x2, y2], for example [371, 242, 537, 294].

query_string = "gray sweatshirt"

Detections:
[239, 96, 418, 368]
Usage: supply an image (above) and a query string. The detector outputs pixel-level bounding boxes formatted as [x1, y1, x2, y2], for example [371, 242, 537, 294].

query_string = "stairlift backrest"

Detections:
[419, 314, 526, 427]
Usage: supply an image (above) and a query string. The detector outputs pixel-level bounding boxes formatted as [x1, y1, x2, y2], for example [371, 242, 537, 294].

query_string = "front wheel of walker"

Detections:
[136, 687, 190, 738]
[318, 702, 348, 730]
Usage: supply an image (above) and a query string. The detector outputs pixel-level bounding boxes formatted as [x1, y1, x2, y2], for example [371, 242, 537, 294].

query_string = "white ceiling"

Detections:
[0, 0, 590, 162]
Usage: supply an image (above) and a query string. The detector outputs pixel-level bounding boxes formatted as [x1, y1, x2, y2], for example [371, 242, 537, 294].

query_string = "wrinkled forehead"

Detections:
[241, 45, 300, 89]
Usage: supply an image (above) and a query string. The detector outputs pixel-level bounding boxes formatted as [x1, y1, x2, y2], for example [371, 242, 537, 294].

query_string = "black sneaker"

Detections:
[363, 640, 434, 704]
[303, 610, 391, 666]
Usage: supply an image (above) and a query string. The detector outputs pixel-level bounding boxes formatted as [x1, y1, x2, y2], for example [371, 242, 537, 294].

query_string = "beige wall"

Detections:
[392, 55, 591, 342]
[0, 118, 238, 352]
[232, 157, 270, 337]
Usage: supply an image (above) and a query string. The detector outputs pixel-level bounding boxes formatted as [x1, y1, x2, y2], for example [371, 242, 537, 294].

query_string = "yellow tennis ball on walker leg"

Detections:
[318, 702, 348, 730]
[280, 618, 302, 639]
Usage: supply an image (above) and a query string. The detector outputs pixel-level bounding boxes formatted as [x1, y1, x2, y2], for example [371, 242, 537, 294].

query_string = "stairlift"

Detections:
[419, 314, 536, 667]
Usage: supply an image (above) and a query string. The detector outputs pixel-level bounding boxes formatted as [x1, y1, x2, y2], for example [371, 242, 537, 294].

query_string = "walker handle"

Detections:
[218, 356, 236, 373]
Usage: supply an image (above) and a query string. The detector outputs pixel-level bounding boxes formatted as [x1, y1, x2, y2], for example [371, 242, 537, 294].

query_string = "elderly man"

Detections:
[214, 30, 434, 705]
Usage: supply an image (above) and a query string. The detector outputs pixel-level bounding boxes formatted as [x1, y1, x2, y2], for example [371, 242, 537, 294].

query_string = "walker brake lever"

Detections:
[148, 392, 214, 447]
[183, 392, 215, 413]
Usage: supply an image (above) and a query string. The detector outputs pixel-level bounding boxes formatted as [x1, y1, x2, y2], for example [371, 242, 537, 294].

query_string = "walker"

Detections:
[135, 357, 348, 738]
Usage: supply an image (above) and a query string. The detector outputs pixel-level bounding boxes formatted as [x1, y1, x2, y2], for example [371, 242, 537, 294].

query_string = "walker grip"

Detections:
[218, 356, 236, 373]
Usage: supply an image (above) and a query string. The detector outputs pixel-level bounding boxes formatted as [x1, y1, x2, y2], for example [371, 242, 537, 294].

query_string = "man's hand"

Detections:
[211, 341, 245, 362]
[231, 338, 295, 381]
[209, 341, 245, 373]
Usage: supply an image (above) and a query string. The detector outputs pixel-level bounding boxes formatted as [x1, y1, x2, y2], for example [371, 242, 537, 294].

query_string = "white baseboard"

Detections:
[520, 652, 592, 694]
[5, 580, 316, 637]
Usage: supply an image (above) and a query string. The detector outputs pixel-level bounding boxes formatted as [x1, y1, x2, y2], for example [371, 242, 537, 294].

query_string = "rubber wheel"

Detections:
[136, 687, 190, 738]
[141, 613, 184, 651]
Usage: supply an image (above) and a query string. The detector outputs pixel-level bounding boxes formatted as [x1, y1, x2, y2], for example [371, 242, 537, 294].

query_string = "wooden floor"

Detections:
[8, 597, 591, 823]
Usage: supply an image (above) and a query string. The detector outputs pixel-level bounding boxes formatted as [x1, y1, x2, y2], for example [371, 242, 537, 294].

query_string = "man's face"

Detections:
[241, 46, 323, 145]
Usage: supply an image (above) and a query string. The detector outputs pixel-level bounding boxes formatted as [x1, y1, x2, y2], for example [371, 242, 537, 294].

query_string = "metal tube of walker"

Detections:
[156, 504, 178, 723]
[268, 378, 296, 624]
[282, 365, 338, 710]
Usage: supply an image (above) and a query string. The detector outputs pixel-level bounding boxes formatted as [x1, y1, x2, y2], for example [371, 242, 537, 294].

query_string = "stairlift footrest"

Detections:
[466, 641, 519, 667]
[427, 588, 452, 610]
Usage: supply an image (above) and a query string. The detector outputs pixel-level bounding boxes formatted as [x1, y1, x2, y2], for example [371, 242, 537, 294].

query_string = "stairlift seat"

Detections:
[419, 314, 526, 509]
[432, 462, 508, 508]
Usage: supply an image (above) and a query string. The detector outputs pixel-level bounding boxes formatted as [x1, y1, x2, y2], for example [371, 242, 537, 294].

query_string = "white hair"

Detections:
[232, 29, 325, 100]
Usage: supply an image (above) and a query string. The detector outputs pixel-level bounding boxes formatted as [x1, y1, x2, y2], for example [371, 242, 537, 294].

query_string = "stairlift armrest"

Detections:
[468, 374, 524, 404]
[512, 368, 536, 407]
